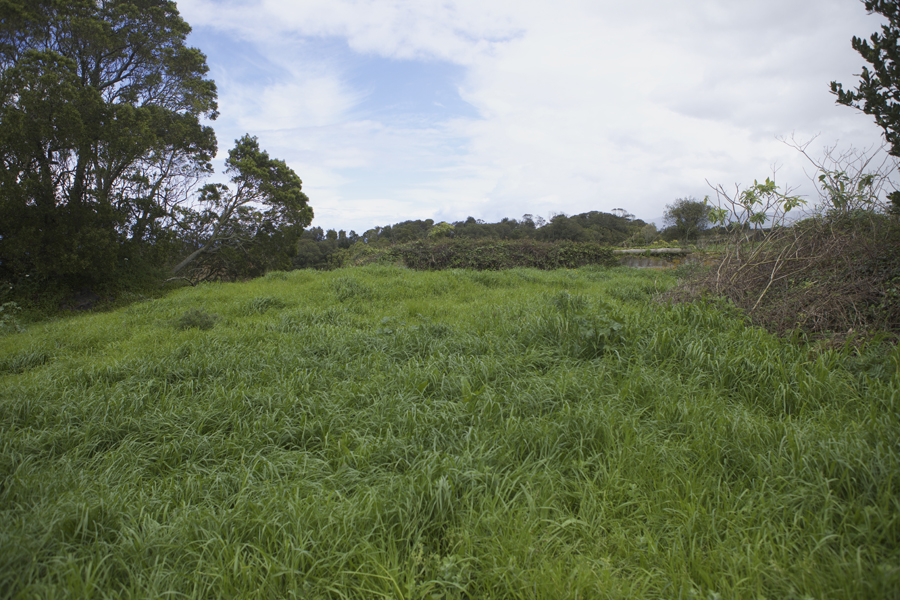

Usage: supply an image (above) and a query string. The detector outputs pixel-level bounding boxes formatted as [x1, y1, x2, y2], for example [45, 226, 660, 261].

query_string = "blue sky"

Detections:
[178, 0, 890, 233]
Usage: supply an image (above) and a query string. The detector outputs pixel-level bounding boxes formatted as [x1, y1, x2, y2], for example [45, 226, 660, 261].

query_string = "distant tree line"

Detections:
[0, 0, 792, 301]
[291, 211, 658, 270]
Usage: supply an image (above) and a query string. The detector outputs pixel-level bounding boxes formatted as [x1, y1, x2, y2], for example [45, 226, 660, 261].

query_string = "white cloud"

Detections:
[221, 76, 360, 133]
[178, 0, 891, 232]
[181, 0, 525, 63]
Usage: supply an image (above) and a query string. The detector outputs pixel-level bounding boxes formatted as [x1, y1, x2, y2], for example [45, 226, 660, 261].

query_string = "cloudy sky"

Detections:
[177, 0, 888, 233]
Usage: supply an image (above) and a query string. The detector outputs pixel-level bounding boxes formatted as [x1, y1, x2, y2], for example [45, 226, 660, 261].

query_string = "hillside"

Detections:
[1, 266, 898, 598]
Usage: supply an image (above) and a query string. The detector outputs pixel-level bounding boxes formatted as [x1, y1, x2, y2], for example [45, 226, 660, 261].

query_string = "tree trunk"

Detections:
[170, 243, 210, 275]
[170, 204, 233, 275]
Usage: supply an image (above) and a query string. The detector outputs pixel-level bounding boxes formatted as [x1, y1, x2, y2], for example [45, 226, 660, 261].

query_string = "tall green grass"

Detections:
[1, 265, 898, 598]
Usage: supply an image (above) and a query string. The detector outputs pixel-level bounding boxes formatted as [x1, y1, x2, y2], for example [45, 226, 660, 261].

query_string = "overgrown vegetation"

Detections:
[667, 0, 900, 343]
[332, 238, 619, 271]
[679, 214, 900, 339]
[1, 266, 898, 598]
[1, 7, 898, 596]
[666, 151, 900, 342]
[0, 0, 311, 296]
[293, 212, 651, 271]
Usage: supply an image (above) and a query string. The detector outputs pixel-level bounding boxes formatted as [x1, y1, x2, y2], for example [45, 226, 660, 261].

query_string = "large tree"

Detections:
[830, 0, 900, 214]
[0, 0, 218, 285]
[831, 1, 900, 155]
[663, 197, 711, 241]
[170, 134, 312, 279]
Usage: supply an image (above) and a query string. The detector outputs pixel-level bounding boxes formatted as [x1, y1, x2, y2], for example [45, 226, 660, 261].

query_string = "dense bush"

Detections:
[329, 238, 619, 271]
[671, 212, 900, 340]
[374, 239, 619, 271]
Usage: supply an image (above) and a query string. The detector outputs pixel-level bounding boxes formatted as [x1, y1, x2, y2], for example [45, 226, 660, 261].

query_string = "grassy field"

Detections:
[1, 265, 898, 599]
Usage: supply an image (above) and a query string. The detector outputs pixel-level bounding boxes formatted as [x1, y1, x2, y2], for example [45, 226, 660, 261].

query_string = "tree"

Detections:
[830, 0, 900, 214]
[639, 223, 658, 244]
[535, 214, 590, 242]
[831, 1, 900, 155]
[521, 214, 546, 228]
[663, 197, 711, 241]
[427, 221, 455, 238]
[0, 0, 218, 285]
[170, 135, 312, 276]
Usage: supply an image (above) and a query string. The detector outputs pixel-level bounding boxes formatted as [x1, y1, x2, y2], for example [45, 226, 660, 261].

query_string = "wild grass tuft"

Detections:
[172, 308, 218, 330]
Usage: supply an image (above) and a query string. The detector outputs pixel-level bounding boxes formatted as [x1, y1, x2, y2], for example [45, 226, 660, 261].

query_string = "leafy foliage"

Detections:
[0, 300, 23, 334]
[427, 221, 455, 239]
[831, 0, 900, 213]
[171, 135, 312, 280]
[707, 178, 805, 244]
[638, 222, 659, 244]
[524, 291, 624, 359]
[0, 0, 218, 286]
[662, 196, 712, 241]
[831, 0, 900, 155]
[338, 238, 619, 271]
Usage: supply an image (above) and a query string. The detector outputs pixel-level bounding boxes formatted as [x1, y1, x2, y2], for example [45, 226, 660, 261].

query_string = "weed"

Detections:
[173, 308, 218, 330]
[0, 301, 24, 334]
[527, 291, 624, 359]
[243, 296, 287, 315]
[332, 276, 372, 302]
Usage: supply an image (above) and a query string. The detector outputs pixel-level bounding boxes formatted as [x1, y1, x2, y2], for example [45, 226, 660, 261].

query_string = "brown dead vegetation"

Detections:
[667, 214, 900, 342]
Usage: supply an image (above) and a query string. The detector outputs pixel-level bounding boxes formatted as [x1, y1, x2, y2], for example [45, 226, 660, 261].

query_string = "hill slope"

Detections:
[1, 266, 898, 598]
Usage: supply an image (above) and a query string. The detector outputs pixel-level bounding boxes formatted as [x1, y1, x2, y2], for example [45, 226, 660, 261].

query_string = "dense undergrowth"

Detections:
[0, 266, 898, 598]
[672, 213, 900, 342]
[329, 239, 619, 271]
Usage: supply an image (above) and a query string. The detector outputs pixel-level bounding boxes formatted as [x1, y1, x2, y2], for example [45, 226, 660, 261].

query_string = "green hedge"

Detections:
[376, 239, 618, 270]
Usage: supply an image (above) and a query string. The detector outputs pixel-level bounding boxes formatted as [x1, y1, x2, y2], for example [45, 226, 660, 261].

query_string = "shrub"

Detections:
[674, 175, 900, 340]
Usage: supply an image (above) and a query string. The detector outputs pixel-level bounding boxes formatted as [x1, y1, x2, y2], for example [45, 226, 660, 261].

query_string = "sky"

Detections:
[177, 0, 890, 233]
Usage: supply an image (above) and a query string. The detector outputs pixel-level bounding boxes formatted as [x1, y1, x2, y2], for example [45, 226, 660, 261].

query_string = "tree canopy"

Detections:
[831, 1, 900, 156]
[0, 0, 315, 288]
[171, 134, 312, 277]
[663, 197, 711, 241]
[831, 0, 900, 214]
[0, 0, 220, 285]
